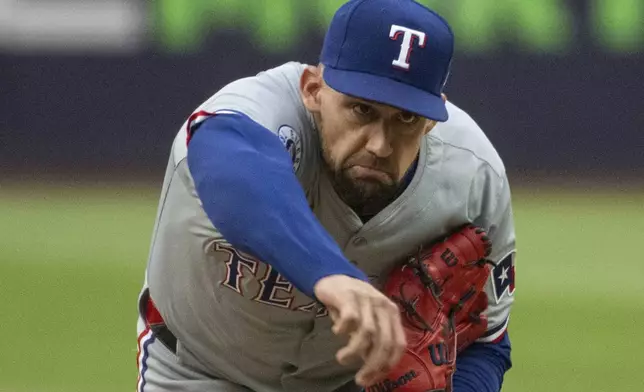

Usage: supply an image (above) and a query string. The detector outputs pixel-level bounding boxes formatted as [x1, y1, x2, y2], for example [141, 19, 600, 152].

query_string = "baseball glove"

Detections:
[366, 225, 492, 392]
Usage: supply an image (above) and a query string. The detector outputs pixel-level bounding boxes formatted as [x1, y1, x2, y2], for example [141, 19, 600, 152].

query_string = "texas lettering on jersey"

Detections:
[216, 241, 329, 317]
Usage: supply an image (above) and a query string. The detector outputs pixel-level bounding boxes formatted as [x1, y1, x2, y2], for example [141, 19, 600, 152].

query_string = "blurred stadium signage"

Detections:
[0, 0, 146, 53]
[154, 0, 643, 53]
[0, 0, 641, 54]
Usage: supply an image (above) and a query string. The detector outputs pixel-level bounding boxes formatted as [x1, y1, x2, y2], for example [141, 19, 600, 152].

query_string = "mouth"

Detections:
[348, 165, 394, 184]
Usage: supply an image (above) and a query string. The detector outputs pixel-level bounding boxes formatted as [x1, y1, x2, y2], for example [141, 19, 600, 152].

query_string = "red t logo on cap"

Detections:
[389, 25, 427, 70]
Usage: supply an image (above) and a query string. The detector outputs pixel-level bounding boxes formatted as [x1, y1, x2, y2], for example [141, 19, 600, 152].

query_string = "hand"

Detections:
[314, 274, 407, 387]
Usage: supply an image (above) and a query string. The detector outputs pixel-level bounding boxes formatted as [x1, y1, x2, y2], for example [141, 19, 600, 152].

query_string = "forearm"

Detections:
[453, 333, 512, 392]
[187, 114, 368, 298]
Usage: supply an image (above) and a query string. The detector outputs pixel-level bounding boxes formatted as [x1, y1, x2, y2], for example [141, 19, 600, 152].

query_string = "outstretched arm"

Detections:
[187, 113, 406, 386]
[188, 113, 367, 296]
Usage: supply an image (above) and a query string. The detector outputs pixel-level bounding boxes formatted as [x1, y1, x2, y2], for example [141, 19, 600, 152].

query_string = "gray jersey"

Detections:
[141, 62, 516, 392]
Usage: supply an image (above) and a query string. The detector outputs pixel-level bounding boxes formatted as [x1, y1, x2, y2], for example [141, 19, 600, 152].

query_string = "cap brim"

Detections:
[323, 66, 448, 122]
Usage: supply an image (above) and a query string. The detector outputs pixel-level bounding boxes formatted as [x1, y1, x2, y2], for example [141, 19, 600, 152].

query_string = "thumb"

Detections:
[317, 290, 341, 324]
[328, 306, 340, 324]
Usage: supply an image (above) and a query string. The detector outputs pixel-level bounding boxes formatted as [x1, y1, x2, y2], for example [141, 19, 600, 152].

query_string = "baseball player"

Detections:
[135, 1, 516, 391]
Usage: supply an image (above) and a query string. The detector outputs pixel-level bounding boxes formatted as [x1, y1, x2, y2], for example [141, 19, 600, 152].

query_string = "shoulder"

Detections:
[173, 62, 313, 155]
[171, 62, 320, 185]
[420, 101, 511, 224]
[198, 61, 310, 129]
[429, 101, 506, 180]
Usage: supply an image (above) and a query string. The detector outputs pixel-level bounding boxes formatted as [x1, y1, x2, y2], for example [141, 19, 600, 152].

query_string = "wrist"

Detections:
[313, 272, 369, 298]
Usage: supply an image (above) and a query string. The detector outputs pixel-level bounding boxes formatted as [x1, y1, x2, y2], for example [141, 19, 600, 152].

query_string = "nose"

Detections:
[364, 124, 393, 158]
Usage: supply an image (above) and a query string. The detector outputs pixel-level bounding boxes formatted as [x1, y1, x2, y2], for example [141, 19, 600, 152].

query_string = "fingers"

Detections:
[333, 294, 406, 387]
[355, 299, 406, 386]
[314, 275, 407, 387]
[336, 295, 376, 366]
[328, 306, 340, 324]
[332, 292, 359, 336]
[355, 300, 391, 385]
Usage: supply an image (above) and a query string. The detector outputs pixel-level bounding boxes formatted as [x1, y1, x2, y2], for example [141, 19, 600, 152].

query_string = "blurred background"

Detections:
[1, 0, 642, 391]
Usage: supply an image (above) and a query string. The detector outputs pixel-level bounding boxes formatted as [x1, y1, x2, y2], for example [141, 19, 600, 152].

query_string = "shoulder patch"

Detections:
[491, 251, 516, 304]
[277, 125, 302, 172]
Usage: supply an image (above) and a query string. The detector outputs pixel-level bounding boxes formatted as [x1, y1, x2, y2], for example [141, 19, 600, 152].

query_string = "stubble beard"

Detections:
[318, 135, 401, 218]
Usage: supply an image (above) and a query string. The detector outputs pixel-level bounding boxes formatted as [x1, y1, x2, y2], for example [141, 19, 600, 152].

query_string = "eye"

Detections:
[352, 103, 373, 117]
[398, 112, 419, 125]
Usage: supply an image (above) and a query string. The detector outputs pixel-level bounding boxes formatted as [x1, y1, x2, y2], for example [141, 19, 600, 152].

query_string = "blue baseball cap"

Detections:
[320, 0, 454, 122]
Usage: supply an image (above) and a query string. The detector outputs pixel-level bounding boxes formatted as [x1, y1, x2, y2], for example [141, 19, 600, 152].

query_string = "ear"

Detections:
[424, 120, 438, 135]
[300, 65, 324, 113]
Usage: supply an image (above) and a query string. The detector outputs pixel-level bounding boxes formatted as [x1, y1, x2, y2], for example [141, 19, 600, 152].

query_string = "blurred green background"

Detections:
[1, 182, 642, 391]
[3, 0, 644, 390]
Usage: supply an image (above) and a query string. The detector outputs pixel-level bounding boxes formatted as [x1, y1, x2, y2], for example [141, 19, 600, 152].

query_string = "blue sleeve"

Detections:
[186, 114, 368, 298]
[453, 332, 512, 392]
